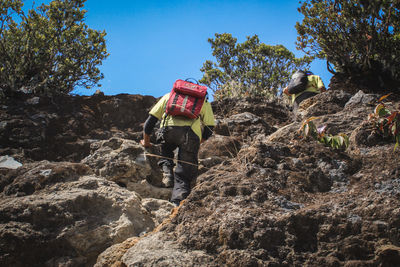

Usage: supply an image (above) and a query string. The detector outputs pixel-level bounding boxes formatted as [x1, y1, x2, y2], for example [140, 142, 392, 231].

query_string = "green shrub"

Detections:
[200, 33, 311, 100]
[296, 0, 400, 90]
[0, 0, 108, 96]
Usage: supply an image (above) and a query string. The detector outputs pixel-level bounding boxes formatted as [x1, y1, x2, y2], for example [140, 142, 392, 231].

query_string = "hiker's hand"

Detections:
[141, 133, 152, 148]
[283, 87, 290, 96]
[140, 139, 152, 148]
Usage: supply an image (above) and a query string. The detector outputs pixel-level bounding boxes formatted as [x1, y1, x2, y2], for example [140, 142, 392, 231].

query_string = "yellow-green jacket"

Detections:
[149, 93, 215, 141]
[292, 75, 325, 103]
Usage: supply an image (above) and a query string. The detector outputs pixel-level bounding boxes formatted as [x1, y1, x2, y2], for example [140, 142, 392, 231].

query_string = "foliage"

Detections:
[200, 33, 311, 100]
[300, 117, 349, 150]
[368, 93, 400, 151]
[296, 0, 400, 89]
[0, 0, 108, 96]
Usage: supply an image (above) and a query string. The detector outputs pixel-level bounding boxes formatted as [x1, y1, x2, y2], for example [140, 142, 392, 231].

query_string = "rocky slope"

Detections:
[1, 84, 400, 267]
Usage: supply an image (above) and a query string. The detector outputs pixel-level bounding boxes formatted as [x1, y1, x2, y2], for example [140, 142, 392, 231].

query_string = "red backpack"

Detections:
[165, 79, 207, 119]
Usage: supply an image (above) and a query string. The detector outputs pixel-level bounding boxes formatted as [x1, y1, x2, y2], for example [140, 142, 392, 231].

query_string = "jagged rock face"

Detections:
[1, 89, 400, 267]
[122, 143, 365, 266]
[215, 112, 277, 142]
[296, 89, 353, 121]
[0, 161, 157, 266]
[0, 93, 173, 267]
[0, 93, 155, 163]
[117, 90, 400, 266]
[212, 97, 291, 127]
[197, 99, 287, 174]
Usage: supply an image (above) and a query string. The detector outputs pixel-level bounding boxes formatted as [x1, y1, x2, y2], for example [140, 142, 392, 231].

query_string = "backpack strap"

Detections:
[161, 101, 169, 128]
[162, 96, 205, 128]
[185, 78, 199, 84]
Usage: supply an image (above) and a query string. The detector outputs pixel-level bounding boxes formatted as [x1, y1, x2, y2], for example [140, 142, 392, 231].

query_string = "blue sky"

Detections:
[24, 0, 333, 98]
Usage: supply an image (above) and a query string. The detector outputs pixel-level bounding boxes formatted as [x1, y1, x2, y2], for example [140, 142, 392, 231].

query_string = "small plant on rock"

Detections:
[300, 117, 349, 150]
[368, 93, 400, 151]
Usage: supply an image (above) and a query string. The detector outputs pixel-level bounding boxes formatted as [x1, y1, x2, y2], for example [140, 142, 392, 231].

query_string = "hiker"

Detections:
[140, 79, 215, 206]
[283, 70, 326, 111]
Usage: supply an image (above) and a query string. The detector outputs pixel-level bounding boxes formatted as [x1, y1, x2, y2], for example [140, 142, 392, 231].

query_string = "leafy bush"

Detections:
[368, 94, 400, 151]
[296, 0, 400, 90]
[0, 0, 108, 96]
[200, 33, 311, 100]
[300, 117, 349, 150]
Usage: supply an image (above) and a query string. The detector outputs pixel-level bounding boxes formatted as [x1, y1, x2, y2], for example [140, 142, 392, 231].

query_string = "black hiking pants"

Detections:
[157, 126, 200, 205]
[293, 91, 319, 112]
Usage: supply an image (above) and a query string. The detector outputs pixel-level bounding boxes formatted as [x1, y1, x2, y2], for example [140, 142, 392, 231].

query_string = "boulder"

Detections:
[215, 112, 276, 141]
[0, 161, 157, 267]
[121, 232, 214, 266]
[199, 134, 241, 159]
[0, 155, 22, 169]
[296, 89, 353, 121]
[81, 137, 169, 199]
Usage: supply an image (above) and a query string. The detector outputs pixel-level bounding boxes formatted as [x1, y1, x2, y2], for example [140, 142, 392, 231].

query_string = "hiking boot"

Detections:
[171, 200, 180, 207]
[161, 165, 174, 188]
